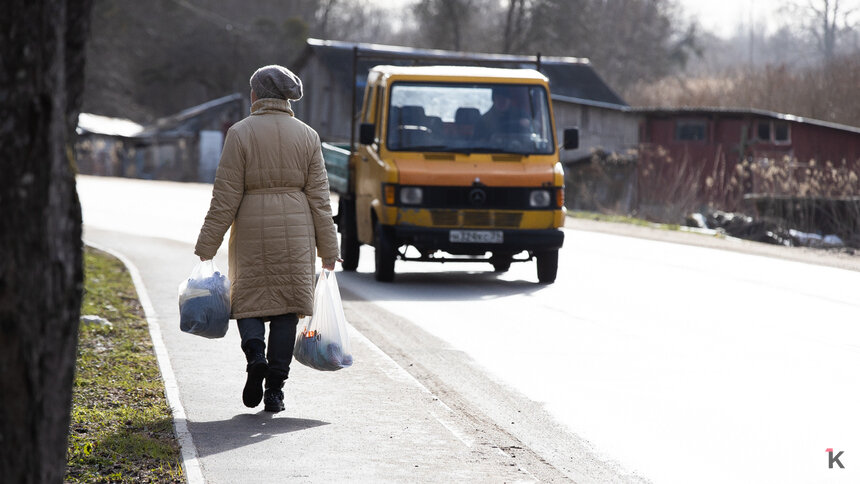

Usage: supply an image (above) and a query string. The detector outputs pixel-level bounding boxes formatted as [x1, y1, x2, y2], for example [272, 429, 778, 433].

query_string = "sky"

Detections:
[678, 0, 784, 38]
[378, 0, 788, 39]
[379, 0, 860, 41]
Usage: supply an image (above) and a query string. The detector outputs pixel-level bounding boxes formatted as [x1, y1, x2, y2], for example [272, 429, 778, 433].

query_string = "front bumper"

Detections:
[392, 226, 564, 254]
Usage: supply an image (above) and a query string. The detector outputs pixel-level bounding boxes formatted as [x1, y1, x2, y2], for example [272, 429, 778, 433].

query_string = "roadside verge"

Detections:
[81, 242, 204, 484]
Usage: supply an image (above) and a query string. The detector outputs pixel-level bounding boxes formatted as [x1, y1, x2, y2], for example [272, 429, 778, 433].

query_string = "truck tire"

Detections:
[339, 200, 360, 271]
[374, 221, 396, 282]
[535, 249, 558, 283]
[490, 254, 512, 273]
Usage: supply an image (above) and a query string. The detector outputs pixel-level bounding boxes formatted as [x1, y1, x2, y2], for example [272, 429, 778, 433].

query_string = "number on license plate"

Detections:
[449, 230, 503, 243]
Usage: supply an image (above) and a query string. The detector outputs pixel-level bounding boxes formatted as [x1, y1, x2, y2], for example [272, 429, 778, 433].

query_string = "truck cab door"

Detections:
[354, 84, 385, 245]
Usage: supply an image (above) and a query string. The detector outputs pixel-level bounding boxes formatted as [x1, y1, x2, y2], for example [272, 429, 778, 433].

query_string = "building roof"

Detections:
[635, 106, 860, 136]
[139, 93, 245, 137]
[293, 38, 628, 109]
[77, 113, 144, 137]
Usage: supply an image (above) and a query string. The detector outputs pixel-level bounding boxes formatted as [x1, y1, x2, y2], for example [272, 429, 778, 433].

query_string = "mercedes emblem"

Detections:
[469, 188, 487, 205]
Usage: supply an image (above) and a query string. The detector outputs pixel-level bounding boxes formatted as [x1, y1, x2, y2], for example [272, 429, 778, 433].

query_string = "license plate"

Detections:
[449, 230, 503, 244]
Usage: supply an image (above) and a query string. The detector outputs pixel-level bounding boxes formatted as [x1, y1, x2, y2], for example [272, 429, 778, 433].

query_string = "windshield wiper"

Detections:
[399, 145, 538, 156]
[402, 145, 507, 155]
[401, 145, 454, 151]
[461, 147, 535, 155]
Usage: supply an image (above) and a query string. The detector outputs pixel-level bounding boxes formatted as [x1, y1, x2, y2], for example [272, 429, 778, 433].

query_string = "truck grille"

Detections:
[464, 211, 491, 226]
[494, 212, 523, 227]
[430, 210, 459, 226]
[402, 186, 545, 210]
[430, 210, 522, 228]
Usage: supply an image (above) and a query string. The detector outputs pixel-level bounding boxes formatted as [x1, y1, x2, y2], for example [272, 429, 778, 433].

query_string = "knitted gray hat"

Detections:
[250, 65, 303, 101]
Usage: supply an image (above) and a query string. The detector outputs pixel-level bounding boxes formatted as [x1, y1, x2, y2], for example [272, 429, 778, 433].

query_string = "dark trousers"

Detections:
[237, 313, 298, 385]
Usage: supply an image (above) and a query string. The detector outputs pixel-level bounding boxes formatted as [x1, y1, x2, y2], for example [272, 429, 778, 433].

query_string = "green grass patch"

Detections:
[66, 247, 183, 483]
[568, 210, 682, 231]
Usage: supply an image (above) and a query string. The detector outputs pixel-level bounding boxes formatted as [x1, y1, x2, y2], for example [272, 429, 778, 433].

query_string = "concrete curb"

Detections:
[84, 241, 205, 484]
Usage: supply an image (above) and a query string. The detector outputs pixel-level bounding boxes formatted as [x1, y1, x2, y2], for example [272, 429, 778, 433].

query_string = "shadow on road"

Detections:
[335, 269, 550, 303]
[186, 414, 329, 458]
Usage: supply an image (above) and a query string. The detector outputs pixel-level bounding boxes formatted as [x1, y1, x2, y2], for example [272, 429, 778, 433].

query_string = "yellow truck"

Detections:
[328, 54, 578, 283]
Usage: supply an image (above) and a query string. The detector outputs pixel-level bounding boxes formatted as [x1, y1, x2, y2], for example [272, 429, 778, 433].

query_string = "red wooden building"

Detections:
[635, 107, 860, 213]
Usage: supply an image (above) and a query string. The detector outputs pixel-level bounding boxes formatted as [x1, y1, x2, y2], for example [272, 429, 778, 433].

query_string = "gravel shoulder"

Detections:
[564, 216, 860, 273]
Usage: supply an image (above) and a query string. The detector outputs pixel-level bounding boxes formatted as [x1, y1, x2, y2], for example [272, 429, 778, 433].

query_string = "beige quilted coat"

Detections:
[195, 98, 339, 319]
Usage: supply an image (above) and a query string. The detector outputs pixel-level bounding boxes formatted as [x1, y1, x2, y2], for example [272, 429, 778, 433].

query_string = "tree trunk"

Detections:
[442, 0, 464, 50]
[0, 0, 92, 482]
[503, 0, 527, 54]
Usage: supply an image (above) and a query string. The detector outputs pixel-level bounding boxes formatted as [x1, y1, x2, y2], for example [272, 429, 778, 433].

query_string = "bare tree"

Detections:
[503, 0, 532, 53]
[414, 0, 475, 50]
[82, 0, 410, 121]
[811, 0, 847, 59]
[521, 0, 696, 93]
[0, 0, 92, 482]
[314, 0, 400, 44]
[316, 0, 340, 39]
[785, 0, 859, 61]
[83, 0, 322, 121]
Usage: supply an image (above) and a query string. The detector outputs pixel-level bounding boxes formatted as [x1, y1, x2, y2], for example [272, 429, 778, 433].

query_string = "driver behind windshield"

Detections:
[475, 86, 531, 140]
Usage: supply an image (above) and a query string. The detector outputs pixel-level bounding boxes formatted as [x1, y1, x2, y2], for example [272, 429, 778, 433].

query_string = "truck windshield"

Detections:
[386, 82, 555, 155]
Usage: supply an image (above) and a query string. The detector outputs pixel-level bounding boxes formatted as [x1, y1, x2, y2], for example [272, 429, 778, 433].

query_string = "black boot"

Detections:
[263, 378, 285, 413]
[242, 340, 268, 408]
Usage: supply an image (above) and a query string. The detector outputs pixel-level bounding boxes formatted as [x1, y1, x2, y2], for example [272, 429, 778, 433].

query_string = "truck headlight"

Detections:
[529, 189, 551, 207]
[400, 186, 423, 205]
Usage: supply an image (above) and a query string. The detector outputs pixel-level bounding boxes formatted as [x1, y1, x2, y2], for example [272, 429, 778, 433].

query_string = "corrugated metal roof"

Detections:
[538, 62, 627, 109]
[138, 93, 245, 136]
[295, 38, 628, 109]
[306, 38, 589, 65]
[551, 94, 633, 112]
[77, 113, 144, 137]
[634, 106, 860, 135]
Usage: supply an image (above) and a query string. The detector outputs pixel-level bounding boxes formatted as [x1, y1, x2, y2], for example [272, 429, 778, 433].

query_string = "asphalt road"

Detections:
[78, 175, 860, 484]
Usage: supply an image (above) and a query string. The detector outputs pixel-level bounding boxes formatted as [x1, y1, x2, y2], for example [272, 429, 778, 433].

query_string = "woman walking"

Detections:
[195, 65, 339, 413]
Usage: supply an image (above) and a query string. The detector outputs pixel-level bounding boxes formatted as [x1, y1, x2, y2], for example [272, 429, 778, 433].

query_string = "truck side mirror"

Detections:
[359, 123, 376, 145]
[563, 128, 579, 150]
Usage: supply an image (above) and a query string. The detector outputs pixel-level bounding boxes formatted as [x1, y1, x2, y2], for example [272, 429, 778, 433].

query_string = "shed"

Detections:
[135, 93, 246, 182]
[76, 113, 144, 177]
[76, 93, 247, 182]
[635, 107, 860, 217]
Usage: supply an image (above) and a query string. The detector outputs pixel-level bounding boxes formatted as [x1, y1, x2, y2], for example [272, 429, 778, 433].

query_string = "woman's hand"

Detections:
[322, 258, 343, 271]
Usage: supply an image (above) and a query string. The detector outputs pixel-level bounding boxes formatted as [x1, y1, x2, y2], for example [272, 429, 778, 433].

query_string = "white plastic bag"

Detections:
[293, 270, 353, 371]
[177, 260, 230, 338]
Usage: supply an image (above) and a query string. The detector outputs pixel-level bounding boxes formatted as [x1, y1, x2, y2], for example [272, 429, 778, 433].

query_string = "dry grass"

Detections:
[746, 157, 860, 197]
[626, 55, 860, 129]
[574, 145, 860, 245]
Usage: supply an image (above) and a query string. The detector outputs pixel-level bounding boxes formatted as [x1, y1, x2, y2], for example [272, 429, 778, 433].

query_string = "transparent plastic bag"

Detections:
[293, 270, 353, 371]
[177, 260, 230, 338]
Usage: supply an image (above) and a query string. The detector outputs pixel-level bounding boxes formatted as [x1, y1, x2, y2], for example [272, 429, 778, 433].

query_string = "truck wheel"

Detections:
[374, 222, 396, 282]
[535, 249, 558, 283]
[490, 255, 512, 273]
[339, 200, 360, 271]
